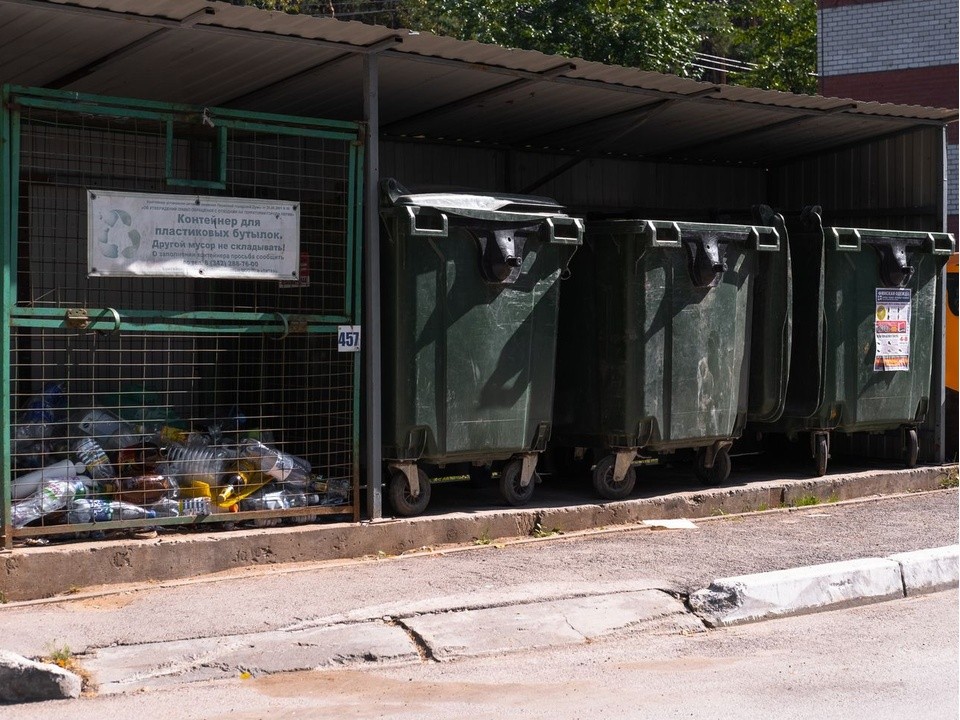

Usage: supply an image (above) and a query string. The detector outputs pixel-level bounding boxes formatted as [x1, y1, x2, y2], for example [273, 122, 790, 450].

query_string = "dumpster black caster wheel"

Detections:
[694, 447, 731, 485]
[904, 428, 918, 468]
[388, 467, 431, 517]
[813, 434, 829, 477]
[592, 454, 636, 500]
[499, 459, 537, 507]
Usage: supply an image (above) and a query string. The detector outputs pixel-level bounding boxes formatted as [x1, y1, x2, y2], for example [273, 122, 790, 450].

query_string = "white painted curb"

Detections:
[688, 557, 905, 627]
[887, 545, 960, 595]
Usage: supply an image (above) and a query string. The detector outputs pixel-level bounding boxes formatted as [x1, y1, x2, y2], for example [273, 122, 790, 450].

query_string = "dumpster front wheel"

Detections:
[694, 447, 731, 485]
[388, 467, 432, 517]
[592, 453, 637, 500]
[813, 434, 829, 477]
[499, 459, 537, 506]
[903, 428, 919, 468]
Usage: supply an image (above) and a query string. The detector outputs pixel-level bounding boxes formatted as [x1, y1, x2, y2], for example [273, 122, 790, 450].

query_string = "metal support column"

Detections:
[1, 89, 13, 549]
[363, 54, 383, 519]
[931, 125, 949, 463]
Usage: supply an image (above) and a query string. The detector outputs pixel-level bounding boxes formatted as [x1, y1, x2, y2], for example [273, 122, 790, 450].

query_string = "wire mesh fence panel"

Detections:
[3, 88, 363, 544]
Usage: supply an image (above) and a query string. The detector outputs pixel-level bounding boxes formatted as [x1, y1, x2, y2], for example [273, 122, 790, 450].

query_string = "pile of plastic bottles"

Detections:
[8, 384, 349, 535]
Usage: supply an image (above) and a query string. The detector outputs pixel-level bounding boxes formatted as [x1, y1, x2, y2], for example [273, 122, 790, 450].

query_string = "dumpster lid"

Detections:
[382, 178, 570, 221]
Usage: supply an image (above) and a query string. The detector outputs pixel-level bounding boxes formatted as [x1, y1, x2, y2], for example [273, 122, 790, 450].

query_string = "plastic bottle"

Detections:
[12, 383, 67, 458]
[239, 489, 287, 528]
[150, 496, 212, 518]
[117, 475, 177, 505]
[77, 408, 142, 451]
[160, 441, 227, 485]
[13, 382, 65, 434]
[73, 437, 116, 481]
[66, 498, 114, 523]
[239, 439, 311, 485]
[285, 490, 318, 525]
[11, 459, 86, 501]
[11, 478, 88, 528]
[66, 498, 157, 523]
[206, 405, 247, 445]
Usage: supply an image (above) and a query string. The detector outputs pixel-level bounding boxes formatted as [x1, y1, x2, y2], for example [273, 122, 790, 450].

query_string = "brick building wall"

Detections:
[818, 0, 959, 233]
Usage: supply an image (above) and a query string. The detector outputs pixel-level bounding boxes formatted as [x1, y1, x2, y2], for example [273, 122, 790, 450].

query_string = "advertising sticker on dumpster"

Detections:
[87, 190, 300, 280]
[874, 288, 911, 371]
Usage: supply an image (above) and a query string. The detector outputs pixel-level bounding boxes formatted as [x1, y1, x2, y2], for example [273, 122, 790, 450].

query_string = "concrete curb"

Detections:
[688, 545, 960, 627]
[0, 465, 954, 602]
[0, 650, 82, 703]
[888, 545, 960, 595]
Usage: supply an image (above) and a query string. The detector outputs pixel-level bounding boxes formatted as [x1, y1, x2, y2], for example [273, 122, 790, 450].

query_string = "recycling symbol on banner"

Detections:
[95, 209, 142, 259]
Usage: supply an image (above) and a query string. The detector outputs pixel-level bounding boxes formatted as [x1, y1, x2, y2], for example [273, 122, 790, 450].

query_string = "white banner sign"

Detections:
[87, 190, 300, 280]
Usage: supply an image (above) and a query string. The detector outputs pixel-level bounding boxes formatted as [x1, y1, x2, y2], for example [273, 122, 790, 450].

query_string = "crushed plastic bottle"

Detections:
[150, 496, 212, 518]
[11, 477, 88, 528]
[321, 476, 351, 506]
[116, 475, 178, 505]
[12, 382, 67, 457]
[239, 489, 287, 528]
[206, 405, 248, 446]
[77, 407, 142, 451]
[66, 498, 158, 523]
[239, 439, 311, 485]
[160, 440, 228, 485]
[285, 490, 319, 525]
[11, 459, 87, 501]
[73, 437, 116, 481]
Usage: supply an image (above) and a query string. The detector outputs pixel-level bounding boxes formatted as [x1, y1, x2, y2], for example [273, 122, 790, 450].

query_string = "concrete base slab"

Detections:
[688, 558, 905, 627]
[888, 545, 960, 595]
[402, 589, 698, 661]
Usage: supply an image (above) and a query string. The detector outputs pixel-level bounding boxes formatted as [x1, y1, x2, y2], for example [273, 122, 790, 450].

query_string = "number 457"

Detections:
[338, 326, 361, 352]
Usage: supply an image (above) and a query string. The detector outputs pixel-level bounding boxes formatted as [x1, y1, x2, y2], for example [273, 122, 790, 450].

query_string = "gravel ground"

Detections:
[0, 488, 956, 659]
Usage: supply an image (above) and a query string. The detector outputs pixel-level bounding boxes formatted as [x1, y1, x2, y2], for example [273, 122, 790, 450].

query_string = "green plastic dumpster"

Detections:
[379, 179, 583, 516]
[766, 206, 955, 475]
[552, 217, 786, 499]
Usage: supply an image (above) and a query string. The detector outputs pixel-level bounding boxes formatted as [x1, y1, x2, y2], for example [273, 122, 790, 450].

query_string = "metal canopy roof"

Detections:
[0, 0, 956, 167]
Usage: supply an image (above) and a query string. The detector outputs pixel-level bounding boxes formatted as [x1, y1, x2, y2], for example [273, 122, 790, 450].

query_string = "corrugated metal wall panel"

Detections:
[380, 142, 506, 192]
[508, 151, 767, 220]
[381, 142, 769, 219]
[772, 127, 944, 231]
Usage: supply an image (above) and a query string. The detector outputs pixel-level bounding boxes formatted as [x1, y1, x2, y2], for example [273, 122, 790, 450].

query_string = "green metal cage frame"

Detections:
[1, 85, 365, 547]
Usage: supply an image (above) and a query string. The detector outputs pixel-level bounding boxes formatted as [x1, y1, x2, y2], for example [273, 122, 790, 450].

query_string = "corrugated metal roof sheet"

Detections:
[0, 0, 955, 167]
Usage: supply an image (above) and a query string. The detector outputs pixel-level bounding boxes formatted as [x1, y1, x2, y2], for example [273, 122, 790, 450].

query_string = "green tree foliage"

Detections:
[230, 0, 401, 25]
[399, 0, 704, 75]
[722, 0, 817, 94]
[233, 0, 818, 94]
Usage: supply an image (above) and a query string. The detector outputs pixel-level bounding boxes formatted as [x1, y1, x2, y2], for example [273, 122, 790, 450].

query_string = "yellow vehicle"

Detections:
[947, 253, 958, 461]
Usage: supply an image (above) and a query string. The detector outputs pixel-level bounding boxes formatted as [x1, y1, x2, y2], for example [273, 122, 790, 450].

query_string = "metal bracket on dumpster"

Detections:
[613, 449, 637, 485]
[476, 228, 529, 284]
[518, 452, 538, 488]
[683, 232, 728, 288]
[701, 440, 732, 469]
[403, 205, 449, 238]
[544, 216, 584, 245]
[390, 462, 422, 497]
[873, 238, 915, 287]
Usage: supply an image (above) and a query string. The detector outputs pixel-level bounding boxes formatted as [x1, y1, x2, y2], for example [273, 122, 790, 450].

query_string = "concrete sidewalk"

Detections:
[1, 464, 954, 602]
[75, 544, 957, 696]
